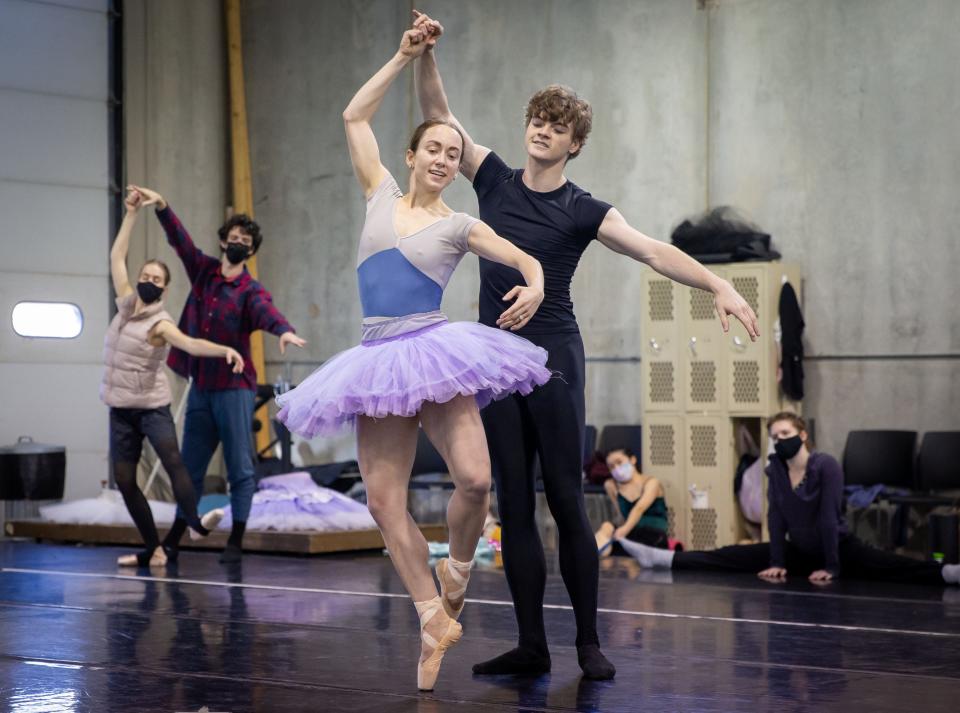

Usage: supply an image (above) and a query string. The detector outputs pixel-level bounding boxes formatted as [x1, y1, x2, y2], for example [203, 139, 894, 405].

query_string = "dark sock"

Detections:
[219, 543, 243, 564]
[227, 520, 246, 548]
[577, 644, 615, 680]
[218, 521, 247, 564]
[472, 646, 551, 676]
[114, 461, 161, 553]
[151, 436, 206, 534]
[133, 548, 157, 567]
[163, 518, 188, 553]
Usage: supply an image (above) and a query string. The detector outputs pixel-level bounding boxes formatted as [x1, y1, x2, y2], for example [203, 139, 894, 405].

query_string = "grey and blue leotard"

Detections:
[357, 174, 478, 343]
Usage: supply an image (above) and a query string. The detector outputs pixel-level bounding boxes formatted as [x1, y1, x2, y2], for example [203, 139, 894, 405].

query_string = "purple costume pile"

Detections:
[218, 472, 376, 532]
[277, 173, 551, 437]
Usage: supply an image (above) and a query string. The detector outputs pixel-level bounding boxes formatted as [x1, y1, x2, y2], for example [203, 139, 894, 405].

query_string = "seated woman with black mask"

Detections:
[620, 412, 960, 586]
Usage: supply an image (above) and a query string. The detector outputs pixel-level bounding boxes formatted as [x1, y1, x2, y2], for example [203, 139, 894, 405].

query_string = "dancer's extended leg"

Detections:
[421, 394, 491, 618]
[357, 413, 461, 689]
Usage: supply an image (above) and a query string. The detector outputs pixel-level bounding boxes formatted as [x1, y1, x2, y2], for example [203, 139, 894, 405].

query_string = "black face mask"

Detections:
[774, 435, 804, 461]
[224, 243, 251, 265]
[136, 281, 164, 305]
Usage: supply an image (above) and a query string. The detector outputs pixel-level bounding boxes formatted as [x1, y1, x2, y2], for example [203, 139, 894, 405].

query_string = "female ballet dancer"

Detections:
[276, 28, 551, 690]
[104, 188, 234, 567]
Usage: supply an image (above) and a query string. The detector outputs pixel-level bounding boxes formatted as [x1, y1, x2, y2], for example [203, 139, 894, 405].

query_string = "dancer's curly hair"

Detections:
[525, 85, 593, 160]
[218, 214, 263, 255]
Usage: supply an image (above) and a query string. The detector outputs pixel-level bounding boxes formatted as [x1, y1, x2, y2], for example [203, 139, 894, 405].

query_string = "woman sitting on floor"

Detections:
[594, 446, 671, 557]
[619, 412, 960, 586]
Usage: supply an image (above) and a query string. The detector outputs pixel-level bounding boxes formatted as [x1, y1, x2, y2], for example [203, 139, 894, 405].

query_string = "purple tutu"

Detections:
[276, 321, 551, 438]
[218, 472, 376, 532]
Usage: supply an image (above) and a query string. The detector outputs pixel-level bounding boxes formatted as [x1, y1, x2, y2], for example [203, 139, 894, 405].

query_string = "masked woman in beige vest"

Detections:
[103, 188, 242, 567]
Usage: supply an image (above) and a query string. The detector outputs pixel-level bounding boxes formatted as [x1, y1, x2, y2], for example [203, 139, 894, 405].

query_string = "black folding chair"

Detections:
[597, 424, 643, 460]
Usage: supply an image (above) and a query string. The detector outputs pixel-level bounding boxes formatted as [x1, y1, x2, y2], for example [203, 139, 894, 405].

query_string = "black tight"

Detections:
[114, 461, 161, 552]
[674, 536, 946, 584]
[114, 435, 207, 553]
[482, 332, 598, 650]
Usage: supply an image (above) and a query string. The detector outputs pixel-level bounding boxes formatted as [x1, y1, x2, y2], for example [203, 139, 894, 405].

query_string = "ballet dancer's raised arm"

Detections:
[109, 188, 145, 299]
[343, 26, 435, 197]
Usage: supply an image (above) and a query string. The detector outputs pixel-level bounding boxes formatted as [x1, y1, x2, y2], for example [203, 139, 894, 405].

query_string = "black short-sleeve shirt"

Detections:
[473, 152, 612, 335]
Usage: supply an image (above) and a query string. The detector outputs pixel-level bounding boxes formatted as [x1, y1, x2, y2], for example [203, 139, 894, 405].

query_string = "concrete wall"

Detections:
[116, 0, 958, 465]
[0, 0, 111, 512]
[708, 0, 960, 455]
[124, 0, 229, 336]
[123, 0, 229, 477]
[242, 0, 709, 461]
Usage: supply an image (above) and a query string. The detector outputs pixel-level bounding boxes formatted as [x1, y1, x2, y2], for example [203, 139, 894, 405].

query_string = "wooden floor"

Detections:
[0, 541, 958, 712]
[3, 520, 447, 554]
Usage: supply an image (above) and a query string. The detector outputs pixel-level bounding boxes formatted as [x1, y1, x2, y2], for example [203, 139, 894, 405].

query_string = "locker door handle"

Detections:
[688, 336, 698, 357]
[732, 335, 746, 351]
[649, 338, 661, 353]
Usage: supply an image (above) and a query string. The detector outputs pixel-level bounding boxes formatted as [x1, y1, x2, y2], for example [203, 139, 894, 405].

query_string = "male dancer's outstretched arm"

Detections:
[596, 209, 759, 337]
[413, 11, 759, 338]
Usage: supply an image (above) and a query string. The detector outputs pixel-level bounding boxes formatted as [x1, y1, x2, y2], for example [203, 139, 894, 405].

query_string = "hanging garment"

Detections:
[779, 281, 805, 400]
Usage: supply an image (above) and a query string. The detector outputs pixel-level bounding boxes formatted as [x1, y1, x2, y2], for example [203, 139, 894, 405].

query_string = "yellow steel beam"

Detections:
[225, 0, 270, 456]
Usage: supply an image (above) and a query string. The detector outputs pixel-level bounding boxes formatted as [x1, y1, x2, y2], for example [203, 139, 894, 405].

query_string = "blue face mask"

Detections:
[136, 281, 163, 304]
[611, 462, 634, 483]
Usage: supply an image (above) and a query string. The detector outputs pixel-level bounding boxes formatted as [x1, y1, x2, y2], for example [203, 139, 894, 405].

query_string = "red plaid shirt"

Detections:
[156, 206, 294, 391]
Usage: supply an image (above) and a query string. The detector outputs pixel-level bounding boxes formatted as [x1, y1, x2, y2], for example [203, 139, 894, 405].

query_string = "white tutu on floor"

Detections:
[39, 488, 176, 526]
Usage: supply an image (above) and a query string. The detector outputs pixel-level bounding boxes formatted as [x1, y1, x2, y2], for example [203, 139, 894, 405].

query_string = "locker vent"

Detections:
[648, 280, 673, 321]
[648, 362, 675, 403]
[732, 275, 760, 317]
[689, 361, 717, 404]
[732, 360, 760, 403]
[649, 424, 676, 466]
[690, 288, 715, 320]
[691, 508, 717, 550]
[690, 425, 718, 467]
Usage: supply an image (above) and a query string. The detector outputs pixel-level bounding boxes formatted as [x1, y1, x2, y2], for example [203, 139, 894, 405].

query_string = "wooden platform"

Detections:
[3, 520, 448, 555]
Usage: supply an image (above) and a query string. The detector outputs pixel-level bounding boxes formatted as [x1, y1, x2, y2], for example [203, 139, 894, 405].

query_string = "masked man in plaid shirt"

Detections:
[133, 185, 306, 563]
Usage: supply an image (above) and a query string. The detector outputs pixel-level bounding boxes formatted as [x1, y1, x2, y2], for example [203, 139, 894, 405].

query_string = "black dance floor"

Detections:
[1, 540, 958, 712]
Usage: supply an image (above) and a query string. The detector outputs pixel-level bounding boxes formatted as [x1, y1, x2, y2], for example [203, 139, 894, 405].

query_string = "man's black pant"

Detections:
[482, 331, 599, 650]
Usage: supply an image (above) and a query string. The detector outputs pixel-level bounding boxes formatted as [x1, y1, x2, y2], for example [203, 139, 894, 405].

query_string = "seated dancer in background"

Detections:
[620, 412, 960, 587]
[595, 447, 670, 556]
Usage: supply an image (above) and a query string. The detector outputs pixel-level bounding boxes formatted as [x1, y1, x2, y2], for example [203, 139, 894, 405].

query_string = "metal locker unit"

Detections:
[641, 415, 687, 543]
[683, 267, 727, 414]
[724, 263, 802, 415]
[639, 262, 803, 549]
[684, 415, 735, 550]
[641, 273, 683, 412]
